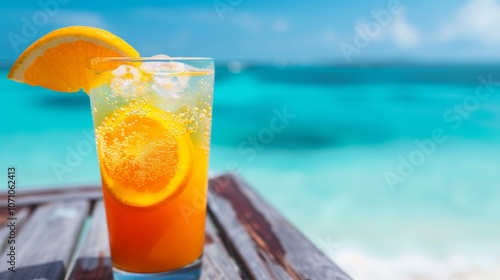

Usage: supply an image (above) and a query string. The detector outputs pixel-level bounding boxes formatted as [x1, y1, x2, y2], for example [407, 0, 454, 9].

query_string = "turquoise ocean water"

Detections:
[1, 65, 500, 279]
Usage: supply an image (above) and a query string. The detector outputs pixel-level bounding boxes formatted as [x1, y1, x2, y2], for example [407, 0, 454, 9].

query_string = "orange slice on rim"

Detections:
[96, 103, 192, 207]
[7, 26, 139, 92]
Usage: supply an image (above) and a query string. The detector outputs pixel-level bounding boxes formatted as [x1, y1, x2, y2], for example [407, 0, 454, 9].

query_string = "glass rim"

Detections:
[87, 56, 214, 62]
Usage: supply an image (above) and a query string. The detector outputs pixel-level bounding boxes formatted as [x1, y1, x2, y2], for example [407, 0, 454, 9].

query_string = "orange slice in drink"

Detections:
[8, 26, 139, 92]
[97, 103, 192, 207]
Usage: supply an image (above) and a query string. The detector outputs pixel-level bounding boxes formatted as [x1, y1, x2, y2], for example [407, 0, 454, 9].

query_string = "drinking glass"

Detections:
[87, 57, 214, 279]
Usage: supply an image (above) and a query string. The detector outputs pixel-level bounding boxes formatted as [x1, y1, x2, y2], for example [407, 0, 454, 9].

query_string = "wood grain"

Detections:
[0, 174, 350, 280]
[202, 217, 242, 280]
[0, 200, 89, 280]
[68, 200, 112, 280]
[0, 186, 102, 208]
[207, 174, 352, 280]
[0, 208, 30, 253]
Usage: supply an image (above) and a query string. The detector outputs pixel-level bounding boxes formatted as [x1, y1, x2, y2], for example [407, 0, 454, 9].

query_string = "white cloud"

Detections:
[353, 12, 421, 48]
[439, 0, 500, 45]
[390, 14, 421, 48]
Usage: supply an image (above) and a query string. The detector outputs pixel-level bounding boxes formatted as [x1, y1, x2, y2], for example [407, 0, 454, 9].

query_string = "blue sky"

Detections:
[1, 0, 500, 64]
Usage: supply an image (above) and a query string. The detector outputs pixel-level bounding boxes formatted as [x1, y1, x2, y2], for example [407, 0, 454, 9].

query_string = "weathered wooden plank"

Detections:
[0, 207, 31, 226]
[68, 200, 112, 280]
[0, 186, 102, 208]
[208, 174, 352, 280]
[0, 174, 346, 280]
[201, 217, 242, 280]
[0, 200, 89, 280]
[0, 208, 30, 253]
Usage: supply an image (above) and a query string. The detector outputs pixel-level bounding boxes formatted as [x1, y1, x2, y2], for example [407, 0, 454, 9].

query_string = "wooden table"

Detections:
[0, 174, 352, 280]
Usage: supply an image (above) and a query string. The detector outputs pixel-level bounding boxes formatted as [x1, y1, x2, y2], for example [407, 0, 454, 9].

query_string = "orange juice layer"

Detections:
[102, 148, 209, 273]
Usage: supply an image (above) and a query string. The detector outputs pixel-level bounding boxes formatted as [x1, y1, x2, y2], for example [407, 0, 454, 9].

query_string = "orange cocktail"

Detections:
[6, 25, 214, 277]
[88, 57, 214, 275]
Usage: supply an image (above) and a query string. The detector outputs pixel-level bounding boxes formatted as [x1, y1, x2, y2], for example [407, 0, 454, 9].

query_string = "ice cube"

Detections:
[110, 65, 148, 98]
[140, 61, 186, 74]
[139, 58, 192, 98]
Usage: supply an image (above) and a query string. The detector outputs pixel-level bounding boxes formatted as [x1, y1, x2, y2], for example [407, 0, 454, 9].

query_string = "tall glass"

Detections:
[86, 57, 214, 279]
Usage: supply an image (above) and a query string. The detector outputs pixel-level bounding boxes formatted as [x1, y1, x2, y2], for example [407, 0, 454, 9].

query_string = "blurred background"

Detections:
[2, 1, 500, 279]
